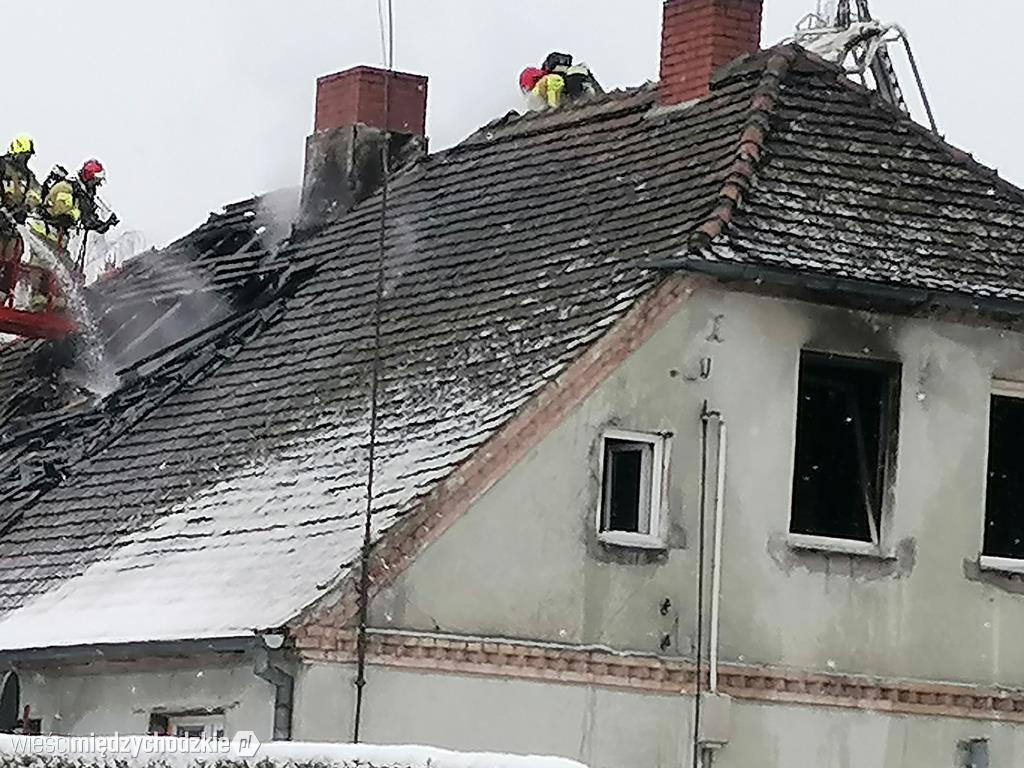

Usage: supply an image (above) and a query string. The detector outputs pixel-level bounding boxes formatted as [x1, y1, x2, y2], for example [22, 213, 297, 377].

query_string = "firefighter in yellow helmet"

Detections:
[0, 135, 41, 250]
[0, 135, 42, 306]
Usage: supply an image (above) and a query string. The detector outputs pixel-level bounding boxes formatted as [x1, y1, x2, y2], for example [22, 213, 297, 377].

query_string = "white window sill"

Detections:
[598, 531, 666, 551]
[787, 533, 892, 559]
[978, 555, 1024, 575]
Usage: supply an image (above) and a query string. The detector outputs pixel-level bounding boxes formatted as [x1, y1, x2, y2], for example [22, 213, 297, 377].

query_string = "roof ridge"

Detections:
[687, 45, 800, 252]
[448, 85, 657, 153]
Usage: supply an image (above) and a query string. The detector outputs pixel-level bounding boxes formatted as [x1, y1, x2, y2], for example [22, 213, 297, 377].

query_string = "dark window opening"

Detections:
[148, 713, 170, 736]
[790, 352, 899, 543]
[984, 394, 1024, 559]
[601, 438, 654, 535]
[957, 738, 989, 768]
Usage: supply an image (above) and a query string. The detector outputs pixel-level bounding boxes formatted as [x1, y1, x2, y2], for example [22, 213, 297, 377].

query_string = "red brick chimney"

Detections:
[660, 0, 763, 106]
[314, 66, 428, 135]
[301, 66, 428, 227]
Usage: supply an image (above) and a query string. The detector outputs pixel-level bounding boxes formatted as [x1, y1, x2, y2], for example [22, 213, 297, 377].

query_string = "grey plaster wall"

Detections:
[298, 664, 1024, 768]
[19, 660, 274, 739]
[291, 662, 357, 742]
[370, 286, 1024, 687]
[297, 664, 690, 768]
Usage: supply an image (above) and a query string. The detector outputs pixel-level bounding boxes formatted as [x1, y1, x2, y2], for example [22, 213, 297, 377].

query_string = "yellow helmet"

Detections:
[8, 134, 35, 156]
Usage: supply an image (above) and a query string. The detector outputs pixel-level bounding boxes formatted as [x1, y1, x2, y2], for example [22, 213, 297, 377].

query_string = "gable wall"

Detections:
[369, 283, 1024, 687]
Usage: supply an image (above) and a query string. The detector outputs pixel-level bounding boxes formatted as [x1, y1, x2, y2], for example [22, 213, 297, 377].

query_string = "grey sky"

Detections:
[5, 1, 1014, 248]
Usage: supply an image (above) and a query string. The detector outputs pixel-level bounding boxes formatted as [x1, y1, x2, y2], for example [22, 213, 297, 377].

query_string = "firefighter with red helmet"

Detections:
[28, 159, 119, 310]
[519, 66, 563, 109]
[519, 53, 602, 111]
[40, 159, 118, 237]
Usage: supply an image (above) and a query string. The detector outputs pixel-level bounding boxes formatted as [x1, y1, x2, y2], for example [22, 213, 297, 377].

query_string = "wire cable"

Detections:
[376, 0, 388, 68]
[353, 0, 394, 744]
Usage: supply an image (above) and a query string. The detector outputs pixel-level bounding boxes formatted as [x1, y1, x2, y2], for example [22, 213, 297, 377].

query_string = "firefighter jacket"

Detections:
[0, 156, 41, 222]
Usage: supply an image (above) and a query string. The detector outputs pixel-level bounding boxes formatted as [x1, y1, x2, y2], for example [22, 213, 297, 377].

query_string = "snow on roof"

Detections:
[0, 424, 459, 649]
[4, 46, 1024, 653]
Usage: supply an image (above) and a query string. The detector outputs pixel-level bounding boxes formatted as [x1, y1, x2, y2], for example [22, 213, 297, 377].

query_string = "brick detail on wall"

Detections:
[295, 630, 1024, 725]
[289, 275, 698, 635]
[660, 0, 763, 106]
[315, 66, 428, 135]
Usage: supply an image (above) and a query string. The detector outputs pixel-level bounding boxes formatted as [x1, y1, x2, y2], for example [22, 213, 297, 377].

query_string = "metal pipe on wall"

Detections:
[709, 418, 727, 694]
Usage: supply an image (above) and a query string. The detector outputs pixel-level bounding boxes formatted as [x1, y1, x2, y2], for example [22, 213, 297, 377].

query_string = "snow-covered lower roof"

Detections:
[0, 736, 587, 768]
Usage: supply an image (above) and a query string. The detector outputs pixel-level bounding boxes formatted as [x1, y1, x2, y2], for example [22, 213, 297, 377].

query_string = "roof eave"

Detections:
[657, 255, 1024, 325]
[0, 635, 259, 669]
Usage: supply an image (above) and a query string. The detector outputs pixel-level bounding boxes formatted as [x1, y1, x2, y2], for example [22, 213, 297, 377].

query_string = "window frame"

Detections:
[787, 350, 901, 555]
[164, 713, 226, 741]
[596, 428, 669, 550]
[979, 379, 1024, 572]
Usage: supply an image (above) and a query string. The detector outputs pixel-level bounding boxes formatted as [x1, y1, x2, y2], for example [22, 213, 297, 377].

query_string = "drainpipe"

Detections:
[254, 643, 293, 741]
[708, 417, 727, 694]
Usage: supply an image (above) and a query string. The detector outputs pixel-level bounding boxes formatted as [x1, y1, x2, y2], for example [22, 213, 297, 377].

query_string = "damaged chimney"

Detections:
[660, 0, 763, 106]
[300, 66, 428, 227]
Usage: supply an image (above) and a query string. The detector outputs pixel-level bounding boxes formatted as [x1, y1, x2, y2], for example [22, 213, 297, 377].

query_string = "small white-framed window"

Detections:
[980, 380, 1024, 572]
[597, 429, 668, 549]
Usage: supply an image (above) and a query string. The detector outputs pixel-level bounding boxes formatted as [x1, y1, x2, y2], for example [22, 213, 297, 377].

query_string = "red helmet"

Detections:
[79, 159, 106, 185]
[519, 67, 546, 93]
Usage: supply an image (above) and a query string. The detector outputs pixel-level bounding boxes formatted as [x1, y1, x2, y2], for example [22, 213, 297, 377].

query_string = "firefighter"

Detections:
[519, 67, 564, 110]
[0, 135, 41, 256]
[0, 135, 41, 305]
[521, 55, 602, 110]
[73, 159, 118, 235]
[39, 159, 119, 241]
[542, 52, 601, 103]
[29, 160, 118, 311]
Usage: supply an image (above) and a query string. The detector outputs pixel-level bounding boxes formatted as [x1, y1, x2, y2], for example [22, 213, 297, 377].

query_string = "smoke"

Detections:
[256, 187, 300, 248]
[95, 249, 232, 370]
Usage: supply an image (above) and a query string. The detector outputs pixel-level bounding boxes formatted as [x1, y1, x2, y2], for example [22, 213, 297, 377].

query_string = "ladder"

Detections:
[834, 0, 908, 114]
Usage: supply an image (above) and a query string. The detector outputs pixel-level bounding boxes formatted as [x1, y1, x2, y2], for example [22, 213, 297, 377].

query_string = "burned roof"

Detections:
[0, 45, 1022, 651]
[0, 190, 296, 433]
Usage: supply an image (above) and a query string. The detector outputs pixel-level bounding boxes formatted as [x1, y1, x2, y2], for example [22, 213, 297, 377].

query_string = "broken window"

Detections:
[790, 352, 899, 544]
[598, 430, 666, 546]
[983, 388, 1024, 561]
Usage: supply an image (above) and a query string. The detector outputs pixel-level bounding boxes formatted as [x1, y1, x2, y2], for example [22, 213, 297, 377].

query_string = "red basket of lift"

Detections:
[0, 236, 78, 340]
